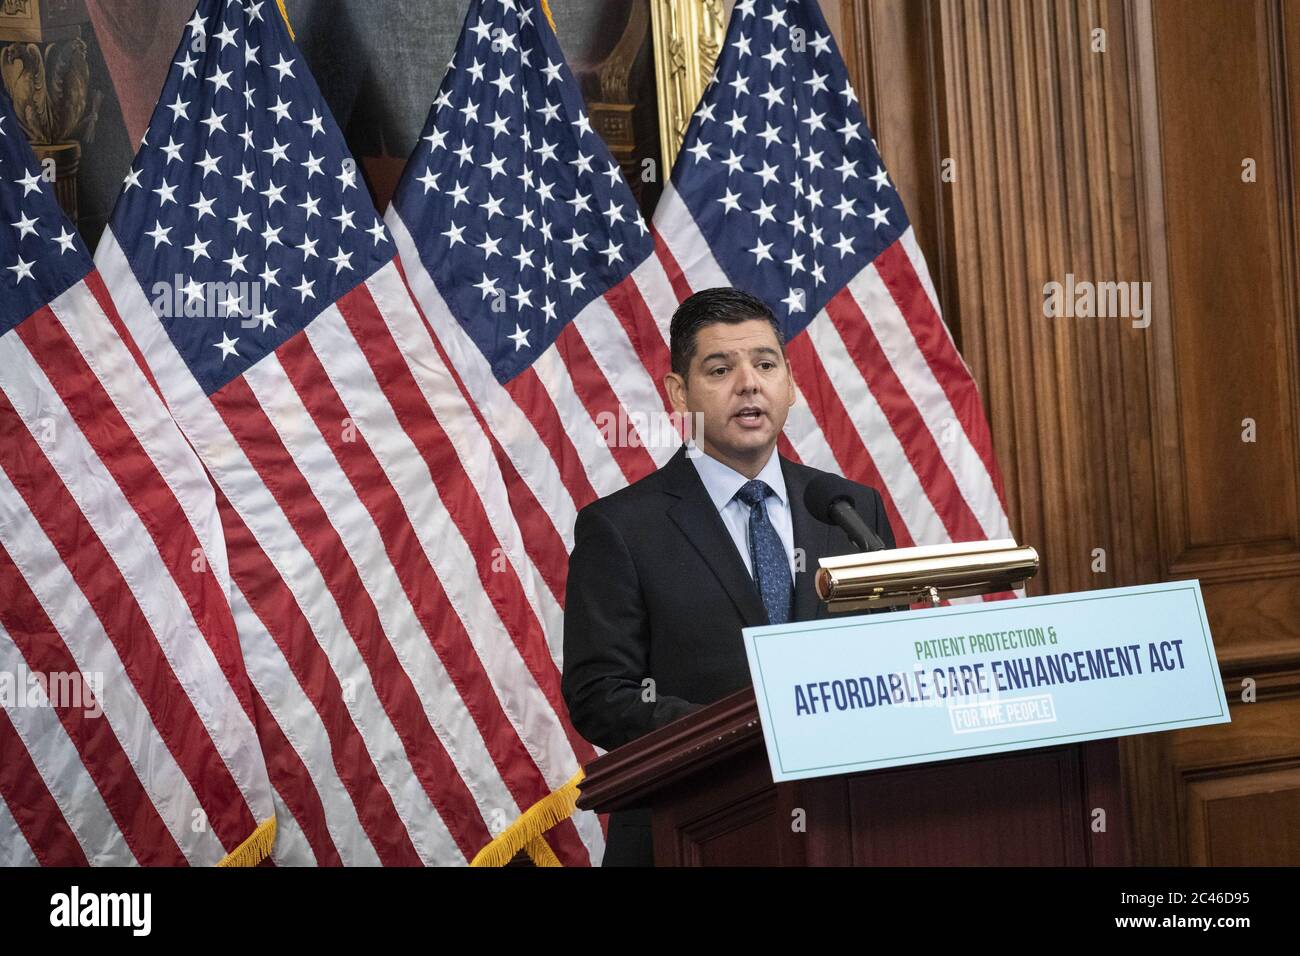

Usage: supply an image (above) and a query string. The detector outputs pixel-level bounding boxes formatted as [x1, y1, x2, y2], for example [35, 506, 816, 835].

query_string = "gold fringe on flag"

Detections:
[276, 0, 296, 40]
[216, 816, 277, 867]
[540, 0, 556, 32]
[470, 770, 584, 866]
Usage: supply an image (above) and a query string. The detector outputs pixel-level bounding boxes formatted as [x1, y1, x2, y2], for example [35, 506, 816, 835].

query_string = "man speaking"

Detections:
[562, 288, 896, 866]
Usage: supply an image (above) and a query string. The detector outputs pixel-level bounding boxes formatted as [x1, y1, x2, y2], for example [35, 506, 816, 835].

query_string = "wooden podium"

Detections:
[576, 686, 1130, 866]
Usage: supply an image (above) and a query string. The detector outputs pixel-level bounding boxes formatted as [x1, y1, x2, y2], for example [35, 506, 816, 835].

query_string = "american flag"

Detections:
[0, 84, 275, 865]
[96, 0, 601, 865]
[652, 0, 1012, 555]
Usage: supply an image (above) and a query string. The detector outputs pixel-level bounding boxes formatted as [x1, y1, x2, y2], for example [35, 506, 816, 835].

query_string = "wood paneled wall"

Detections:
[830, 0, 1300, 865]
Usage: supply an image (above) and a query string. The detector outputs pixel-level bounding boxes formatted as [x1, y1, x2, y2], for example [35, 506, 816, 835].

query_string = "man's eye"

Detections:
[709, 367, 728, 376]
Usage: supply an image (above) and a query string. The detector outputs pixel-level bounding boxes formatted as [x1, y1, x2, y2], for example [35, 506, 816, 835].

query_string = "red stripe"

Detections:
[81, 270, 166, 405]
[244, 681, 343, 867]
[504, 366, 601, 511]
[824, 287, 986, 543]
[784, 334, 915, 547]
[603, 274, 672, 409]
[216, 489, 420, 866]
[0, 541, 188, 865]
[650, 228, 693, 304]
[0, 709, 88, 866]
[392, 258, 571, 607]
[777, 432, 801, 463]
[15, 307, 255, 723]
[333, 284, 598, 767]
[873, 242, 1009, 512]
[0, 388, 258, 851]
[275, 324, 594, 856]
[554, 323, 658, 485]
[210, 374, 492, 860]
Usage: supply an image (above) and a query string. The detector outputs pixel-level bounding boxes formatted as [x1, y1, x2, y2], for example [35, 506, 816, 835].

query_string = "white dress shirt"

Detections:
[689, 444, 796, 580]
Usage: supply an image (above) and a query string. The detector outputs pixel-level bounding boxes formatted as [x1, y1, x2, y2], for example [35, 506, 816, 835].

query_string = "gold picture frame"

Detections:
[648, 0, 727, 175]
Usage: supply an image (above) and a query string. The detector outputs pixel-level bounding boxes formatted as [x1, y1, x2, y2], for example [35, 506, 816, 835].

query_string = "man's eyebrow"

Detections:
[698, 346, 782, 364]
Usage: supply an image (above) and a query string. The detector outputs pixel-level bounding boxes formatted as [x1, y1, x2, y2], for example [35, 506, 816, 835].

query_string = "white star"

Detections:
[782, 288, 806, 314]
[477, 234, 502, 259]
[572, 113, 592, 137]
[332, 207, 355, 233]
[221, 290, 245, 316]
[763, 7, 787, 29]
[480, 194, 505, 220]
[201, 110, 227, 135]
[539, 100, 561, 124]
[602, 200, 626, 225]
[297, 234, 319, 259]
[7, 256, 34, 283]
[753, 198, 777, 225]
[834, 196, 858, 220]
[459, 97, 480, 126]
[535, 179, 555, 203]
[718, 188, 742, 214]
[510, 287, 533, 310]
[263, 139, 290, 165]
[294, 276, 316, 302]
[299, 193, 321, 219]
[215, 22, 238, 49]
[750, 238, 773, 263]
[755, 160, 779, 187]
[728, 73, 750, 98]
[762, 44, 787, 70]
[870, 165, 892, 191]
[260, 264, 280, 288]
[570, 151, 594, 175]
[254, 306, 277, 331]
[697, 101, 717, 123]
[175, 51, 199, 79]
[228, 206, 253, 233]
[122, 167, 143, 192]
[214, 332, 239, 361]
[367, 220, 388, 245]
[811, 32, 832, 56]
[542, 59, 562, 84]
[235, 165, 256, 192]
[168, 94, 190, 121]
[196, 150, 222, 178]
[868, 204, 890, 228]
[245, 44, 259, 67]
[424, 126, 448, 151]
[329, 248, 353, 274]
[474, 273, 500, 300]
[567, 190, 592, 214]
[207, 65, 233, 94]
[508, 325, 531, 351]
[562, 268, 586, 294]
[601, 240, 624, 264]
[839, 119, 862, 143]
[304, 152, 324, 179]
[491, 69, 514, 97]
[482, 154, 507, 178]
[11, 211, 39, 240]
[758, 121, 782, 148]
[785, 250, 806, 275]
[833, 233, 855, 258]
[686, 139, 711, 163]
[185, 10, 206, 34]
[733, 33, 752, 58]
[146, 221, 172, 248]
[563, 230, 588, 254]
[337, 164, 357, 192]
[269, 96, 293, 123]
[541, 297, 557, 322]
[243, 82, 256, 108]
[305, 109, 325, 137]
[51, 227, 76, 254]
[442, 222, 466, 247]
[603, 161, 623, 188]
[454, 142, 475, 166]
[724, 111, 747, 138]
[447, 181, 470, 207]
[271, 54, 296, 81]
[262, 223, 284, 247]
[160, 137, 184, 163]
[806, 70, 830, 95]
[224, 249, 249, 275]
[513, 246, 535, 270]
[417, 167, 440, 193]
[469, 16, 491, 44]
[838, 157, 860, 181]
[190, 192, 217, 220]
[722, 149, 745, 176]
[840, 81, 859, 105]
[536, 139, 559, 165]
[181, 277, 205, 305]
[239, 125, 256, 151]
[802, 109, 827, 134]
[185, 236, 211, 261]
[261, 181, 286, 207]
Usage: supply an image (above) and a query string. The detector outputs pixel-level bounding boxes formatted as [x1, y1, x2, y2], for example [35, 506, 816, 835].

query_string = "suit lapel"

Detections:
[782, 456, 832, 622]
[662, 448, 769, 628]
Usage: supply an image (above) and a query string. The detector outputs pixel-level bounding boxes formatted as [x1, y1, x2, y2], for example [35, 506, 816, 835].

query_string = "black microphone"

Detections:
[804, 474, 887, 553]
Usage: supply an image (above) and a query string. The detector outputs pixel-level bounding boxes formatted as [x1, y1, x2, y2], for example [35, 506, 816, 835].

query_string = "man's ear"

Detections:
[665, 371, 689, 414]
[783, 352, 796, 407]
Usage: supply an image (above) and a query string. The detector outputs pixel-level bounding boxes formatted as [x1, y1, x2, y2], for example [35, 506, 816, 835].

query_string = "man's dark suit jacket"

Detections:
[561, 445, 896, 866]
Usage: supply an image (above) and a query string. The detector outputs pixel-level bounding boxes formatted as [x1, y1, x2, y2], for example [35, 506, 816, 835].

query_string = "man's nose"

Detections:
[734, 365, 759, 393]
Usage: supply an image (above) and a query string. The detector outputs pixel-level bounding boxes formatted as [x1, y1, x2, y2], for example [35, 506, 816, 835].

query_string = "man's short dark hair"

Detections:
[669, 288, 784, 377]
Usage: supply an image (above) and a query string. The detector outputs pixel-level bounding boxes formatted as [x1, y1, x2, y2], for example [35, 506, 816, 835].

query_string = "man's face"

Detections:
[665, 318, 796, 473]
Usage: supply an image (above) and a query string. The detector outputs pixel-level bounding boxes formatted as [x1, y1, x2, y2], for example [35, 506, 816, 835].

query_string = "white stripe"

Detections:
[0, 794, 39, 866]
[898, 227, 947, 341]
[297, 310, 585, 820]
[230, 585, 376, 867]
[364, 265, 567, 664]
[48, 279, 234, 601]
[628, 249, 676, 349]
[241, 353, 469, 865]
[0, 331, 269, 846]
[802, 310, 950, 545]
[96, 233, 462, 864]
[387, 208, 579, 551]
[0, 619, 132, 866]
[849, 264, 1009, 539]
[572, 300, 678, 468]
[532, 342, 625, 495]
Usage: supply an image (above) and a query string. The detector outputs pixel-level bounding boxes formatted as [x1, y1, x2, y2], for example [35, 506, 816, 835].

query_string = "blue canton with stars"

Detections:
[108, 0, 394, 396]
[0, 86, 93, 338]
[392, 0, 655, 386]
[672, 0, 910, 337]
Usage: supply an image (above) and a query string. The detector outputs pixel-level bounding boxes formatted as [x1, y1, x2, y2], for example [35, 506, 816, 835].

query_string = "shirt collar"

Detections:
[688, 443, 788, 513]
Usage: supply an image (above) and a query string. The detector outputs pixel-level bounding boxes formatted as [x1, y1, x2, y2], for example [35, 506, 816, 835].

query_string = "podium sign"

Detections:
[742, 581, 1229, 783]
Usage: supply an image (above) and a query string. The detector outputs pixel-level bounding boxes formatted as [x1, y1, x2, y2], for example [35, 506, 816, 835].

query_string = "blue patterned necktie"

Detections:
[734, 479, 793, 625]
